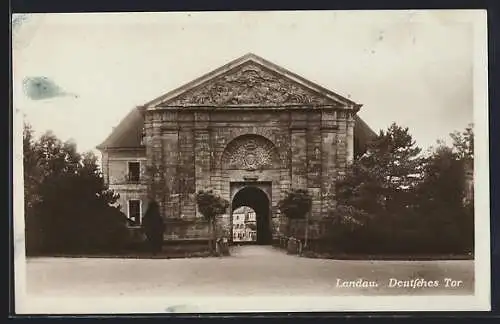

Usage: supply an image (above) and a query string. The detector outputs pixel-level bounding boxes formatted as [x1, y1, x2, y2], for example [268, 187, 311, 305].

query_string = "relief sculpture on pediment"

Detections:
[222, 135, 279, 171]
[169, 64, 333, 106]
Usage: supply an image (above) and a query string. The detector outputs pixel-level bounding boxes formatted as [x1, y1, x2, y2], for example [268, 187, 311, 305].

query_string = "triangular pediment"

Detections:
[164, 62, 336, 106]
[145, 53, 360, 108]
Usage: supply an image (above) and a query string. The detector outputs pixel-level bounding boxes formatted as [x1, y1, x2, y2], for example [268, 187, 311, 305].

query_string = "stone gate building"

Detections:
[97, 53, 375, 244]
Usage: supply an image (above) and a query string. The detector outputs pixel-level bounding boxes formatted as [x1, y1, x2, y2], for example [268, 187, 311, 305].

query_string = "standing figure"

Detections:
[142, 200, 165, 254]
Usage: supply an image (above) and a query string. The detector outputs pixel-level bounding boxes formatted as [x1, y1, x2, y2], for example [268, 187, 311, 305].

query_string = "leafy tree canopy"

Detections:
[23, 123, 127, 254]
[196, 190, 229, 220]
[336, 123, 423, 218]
[323, 123, 474, 255]
[278, 188, 312, 220]
[450, 123, 474, 162]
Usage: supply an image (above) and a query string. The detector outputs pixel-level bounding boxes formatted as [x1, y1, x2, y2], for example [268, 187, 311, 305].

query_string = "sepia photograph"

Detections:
[12, 10, 490, 313]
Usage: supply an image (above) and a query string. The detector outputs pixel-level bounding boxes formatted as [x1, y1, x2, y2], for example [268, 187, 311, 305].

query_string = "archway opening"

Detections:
[232, 186, 272, 245]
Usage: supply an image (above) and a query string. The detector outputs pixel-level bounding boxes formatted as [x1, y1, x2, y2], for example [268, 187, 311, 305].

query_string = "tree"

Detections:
[196, 190, 229, 254]
[24, 129, 82, 253]
[326, 205, 372, 232]
[142, 200, 165, 254]
[23, 122, 43, 253]
[450, 123, 474, 206]
[23, 124, 129, 254]
[450, 123, 474, 162]
[278, 188, 312, 239]
[23, 122, 39, 209]
[415, 125, 474, 254]
[73, 151, 128, 251]
[326, 123, 425, 254]
[321, 123, 475, 255]
[336, 123, 423, 223]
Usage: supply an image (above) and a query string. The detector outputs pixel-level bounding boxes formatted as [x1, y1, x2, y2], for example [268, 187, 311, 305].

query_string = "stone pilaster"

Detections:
[194, 112, 211, 217]
[336, 110, 348, 180]
[210, 127, 224, 196]
[307, 112, 322, 219]
[321, 110, 338, 215]
[346, 112, 355, 165]
[290, 111, 307, 189]
[178, 114, 196, 219]
[145, 111, 165, 214]
[162, 114, 180, 218]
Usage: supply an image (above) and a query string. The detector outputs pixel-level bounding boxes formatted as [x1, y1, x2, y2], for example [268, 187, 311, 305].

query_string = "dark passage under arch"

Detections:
[231, 186, 272, 245]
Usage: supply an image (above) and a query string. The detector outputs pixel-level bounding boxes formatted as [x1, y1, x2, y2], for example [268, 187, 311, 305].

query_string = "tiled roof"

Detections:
[96, 107, 145, 150]
[354, 115, 377, 152]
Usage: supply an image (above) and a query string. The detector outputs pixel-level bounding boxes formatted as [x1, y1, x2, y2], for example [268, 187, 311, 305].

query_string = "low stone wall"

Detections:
[126, 219, 210, 242]
[163, 219, 210, 240]
[131, 218, 334, 245]
[128, 227, 146, 243]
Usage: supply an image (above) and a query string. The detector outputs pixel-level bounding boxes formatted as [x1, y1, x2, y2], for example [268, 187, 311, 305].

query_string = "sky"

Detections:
[12, 11, 482, 155]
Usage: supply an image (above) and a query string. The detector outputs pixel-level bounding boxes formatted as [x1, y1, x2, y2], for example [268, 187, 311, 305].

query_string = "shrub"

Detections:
[196, 189, 229, 254]
[278, 188, 312, 236]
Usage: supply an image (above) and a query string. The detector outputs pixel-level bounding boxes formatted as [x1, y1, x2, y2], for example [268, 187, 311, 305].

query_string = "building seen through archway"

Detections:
[231, 206, 257, 243]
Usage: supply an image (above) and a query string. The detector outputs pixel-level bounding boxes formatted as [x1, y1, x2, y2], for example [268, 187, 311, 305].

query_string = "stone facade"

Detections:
[97, 53, 375, 242]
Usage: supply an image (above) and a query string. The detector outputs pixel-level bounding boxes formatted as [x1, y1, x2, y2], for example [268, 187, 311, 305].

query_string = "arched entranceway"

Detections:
[231, 185, 272, 245]
[219, 134, 283, 243]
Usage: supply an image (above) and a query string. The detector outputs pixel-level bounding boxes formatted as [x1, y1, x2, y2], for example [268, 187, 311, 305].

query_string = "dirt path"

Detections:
[25, 245, 474, 298]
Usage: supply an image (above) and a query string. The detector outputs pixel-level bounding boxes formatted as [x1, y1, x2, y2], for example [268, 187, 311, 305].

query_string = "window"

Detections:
[140, 127, 146, 146]
[128, 200, 141, 226]
[128, 162, 140, 182]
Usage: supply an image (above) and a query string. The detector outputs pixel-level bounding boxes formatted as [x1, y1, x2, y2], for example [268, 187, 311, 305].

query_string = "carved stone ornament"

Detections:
[168, 64, 334, 106]
[222, 136, 277, 170]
